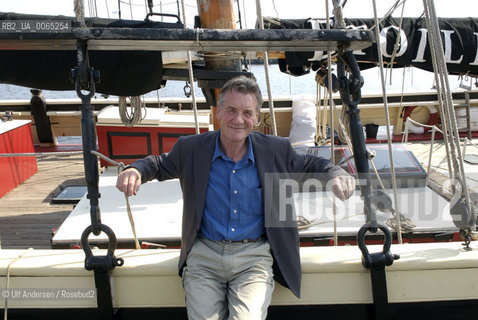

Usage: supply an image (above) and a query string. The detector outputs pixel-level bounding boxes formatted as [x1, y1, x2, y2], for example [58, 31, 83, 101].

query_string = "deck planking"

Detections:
[0, 153, 86, 249]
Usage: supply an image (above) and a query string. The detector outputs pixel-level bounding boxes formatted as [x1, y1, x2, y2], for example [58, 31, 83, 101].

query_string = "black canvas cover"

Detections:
[266, 16, 478, 77]
[0, 12, 183, 96]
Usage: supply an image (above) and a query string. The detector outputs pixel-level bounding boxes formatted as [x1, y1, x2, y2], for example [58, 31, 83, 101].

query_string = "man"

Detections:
[116, 76, 355, 319]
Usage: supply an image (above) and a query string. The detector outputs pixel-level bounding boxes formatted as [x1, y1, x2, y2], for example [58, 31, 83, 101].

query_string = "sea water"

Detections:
[0, 64, 467, 101]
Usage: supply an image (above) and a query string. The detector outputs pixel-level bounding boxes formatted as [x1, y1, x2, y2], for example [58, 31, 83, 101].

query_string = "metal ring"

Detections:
[81, 223, 124, 271]
[357, 222, 398, 268]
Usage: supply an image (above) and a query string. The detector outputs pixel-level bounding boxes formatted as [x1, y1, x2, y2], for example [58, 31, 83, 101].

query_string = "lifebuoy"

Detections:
[403, 105, 438, 134]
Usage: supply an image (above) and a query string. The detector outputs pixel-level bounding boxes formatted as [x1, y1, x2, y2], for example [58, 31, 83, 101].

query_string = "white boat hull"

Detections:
[0, 241, 477, 318]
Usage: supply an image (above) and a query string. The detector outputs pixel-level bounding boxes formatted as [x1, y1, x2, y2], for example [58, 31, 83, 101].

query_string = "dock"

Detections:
[0, 151, 85, 249]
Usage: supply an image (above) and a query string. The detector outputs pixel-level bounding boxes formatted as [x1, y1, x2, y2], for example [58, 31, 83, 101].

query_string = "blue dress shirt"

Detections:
[199, 133, 264, 241]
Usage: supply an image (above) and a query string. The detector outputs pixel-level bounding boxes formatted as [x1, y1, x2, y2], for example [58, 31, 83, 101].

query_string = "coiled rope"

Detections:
[118, 96, 146, 127]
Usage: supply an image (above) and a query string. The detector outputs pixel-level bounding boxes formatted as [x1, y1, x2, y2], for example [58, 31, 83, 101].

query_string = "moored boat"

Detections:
[1, 0, 478, 319]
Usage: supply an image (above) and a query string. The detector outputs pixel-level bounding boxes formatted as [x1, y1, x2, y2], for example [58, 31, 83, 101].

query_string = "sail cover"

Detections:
[265, 17, 478, 77]
[0, 12, 183, 96]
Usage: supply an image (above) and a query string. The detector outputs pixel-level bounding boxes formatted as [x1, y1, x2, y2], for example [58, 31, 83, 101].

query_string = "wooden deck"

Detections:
[0, 151, 85, 249]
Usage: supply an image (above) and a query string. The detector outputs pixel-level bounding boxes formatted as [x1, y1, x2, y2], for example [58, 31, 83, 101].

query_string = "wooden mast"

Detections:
[197, 0, 242, 129]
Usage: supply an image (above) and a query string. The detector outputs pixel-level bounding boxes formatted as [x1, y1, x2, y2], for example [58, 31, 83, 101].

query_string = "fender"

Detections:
[403, 105, 438, 134]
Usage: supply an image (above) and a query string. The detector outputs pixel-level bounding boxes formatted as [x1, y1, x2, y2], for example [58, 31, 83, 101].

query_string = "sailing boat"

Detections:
[0, 0, 478, 319]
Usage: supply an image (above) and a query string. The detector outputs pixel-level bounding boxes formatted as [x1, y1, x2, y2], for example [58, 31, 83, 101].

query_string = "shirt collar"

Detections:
[212, 130, 255, 164]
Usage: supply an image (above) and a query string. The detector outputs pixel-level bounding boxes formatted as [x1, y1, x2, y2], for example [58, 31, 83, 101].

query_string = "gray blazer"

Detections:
[131, 131, 346, 298]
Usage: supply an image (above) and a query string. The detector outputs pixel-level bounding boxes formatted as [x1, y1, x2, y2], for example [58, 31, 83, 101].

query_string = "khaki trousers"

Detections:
[182, 237, 275, 320]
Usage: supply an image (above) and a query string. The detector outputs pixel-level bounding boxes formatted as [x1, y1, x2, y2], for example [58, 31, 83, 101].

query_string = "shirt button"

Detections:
[233, 209, 237, 213]
[231, 228, 235, 232]
[232, 170, 236, 173]
[233, 190, 238, 194]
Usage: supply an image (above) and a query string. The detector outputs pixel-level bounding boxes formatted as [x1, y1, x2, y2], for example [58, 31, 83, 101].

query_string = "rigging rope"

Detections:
[128, 0, 134, 19]
[255, 0, 277, 136]
[328, 0, 339, 246]
[372, 0, 403, 243]
[180, 0, 200, 134]
[3, 248, 33, 320]
[423, 0, 474, 229]
[74, 0, 86, 26]
[369, 0, 404, 31]
[424, 0, 462, 179]
[386, 0, 407, 84]
[332, 0, 346, 28]
[90, 150, 141, 249]
[105, 0, 111, 18]
[240, 0, 248, 28]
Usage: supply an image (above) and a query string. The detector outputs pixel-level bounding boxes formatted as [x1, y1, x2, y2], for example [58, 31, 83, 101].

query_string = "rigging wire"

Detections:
[270, 0, 279, 17]
[104, 0, 111, 18]
[423, 1, 457, 179]
[117, 0, 122, 19]
[235, 0, 243, 29]
[241, 0, 248, 29]
[128, 0, 134, 19]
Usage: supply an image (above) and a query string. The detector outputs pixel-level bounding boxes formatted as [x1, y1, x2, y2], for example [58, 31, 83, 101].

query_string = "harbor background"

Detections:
[0, 63, 471, 101]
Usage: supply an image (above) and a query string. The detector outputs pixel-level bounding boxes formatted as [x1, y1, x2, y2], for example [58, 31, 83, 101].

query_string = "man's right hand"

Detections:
[116, 167, 142, 197]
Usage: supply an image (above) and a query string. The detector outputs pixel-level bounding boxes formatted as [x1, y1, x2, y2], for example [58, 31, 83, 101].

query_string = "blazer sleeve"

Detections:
[127, 136, 183, 183]
[286, 141, 348, 178]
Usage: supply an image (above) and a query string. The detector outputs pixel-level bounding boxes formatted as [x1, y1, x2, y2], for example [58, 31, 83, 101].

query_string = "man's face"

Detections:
[216, 89, 260, 145]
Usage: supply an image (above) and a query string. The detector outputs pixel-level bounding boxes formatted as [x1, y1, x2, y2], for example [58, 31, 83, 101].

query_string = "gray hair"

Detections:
[217, 76, 263, 113]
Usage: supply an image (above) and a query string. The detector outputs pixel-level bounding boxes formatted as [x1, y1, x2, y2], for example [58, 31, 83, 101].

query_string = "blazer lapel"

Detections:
[193, 131, 217, 217]
[251, 133, 276, 225]
[251, 133, 275, 186]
